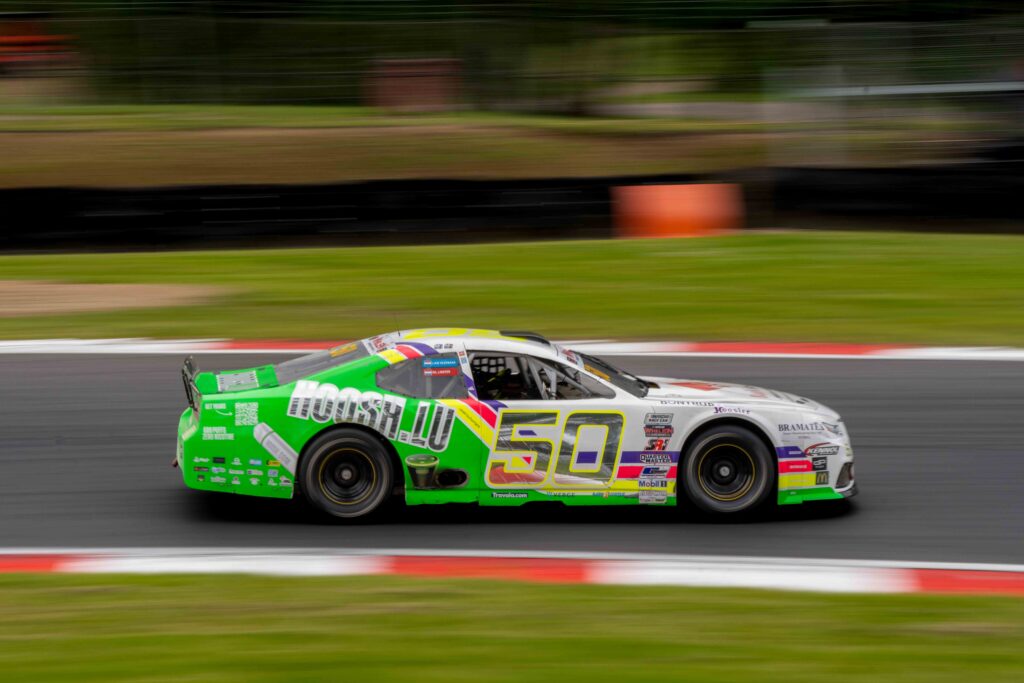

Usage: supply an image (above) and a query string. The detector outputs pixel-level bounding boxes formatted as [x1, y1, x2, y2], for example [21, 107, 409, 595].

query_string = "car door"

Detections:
[470, 351, 633, 503]
[372, 347, 489, 502]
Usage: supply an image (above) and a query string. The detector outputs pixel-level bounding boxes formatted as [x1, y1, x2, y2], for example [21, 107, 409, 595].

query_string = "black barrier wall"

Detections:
[3, 166, 1022, 251]
[2, 178, 635, 250]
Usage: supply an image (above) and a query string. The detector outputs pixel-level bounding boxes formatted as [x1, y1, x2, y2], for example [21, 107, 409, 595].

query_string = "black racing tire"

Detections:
[299, 428, 394, 519]
[679, 425, 775, 515]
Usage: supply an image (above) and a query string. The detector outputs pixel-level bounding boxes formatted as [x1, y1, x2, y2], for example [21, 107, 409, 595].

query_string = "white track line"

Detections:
[2, 548, 1023, 595]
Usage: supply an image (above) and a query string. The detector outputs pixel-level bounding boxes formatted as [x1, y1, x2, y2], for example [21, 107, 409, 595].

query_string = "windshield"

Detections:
[577, 352, 649, 398]
[274, 341, 370, 385]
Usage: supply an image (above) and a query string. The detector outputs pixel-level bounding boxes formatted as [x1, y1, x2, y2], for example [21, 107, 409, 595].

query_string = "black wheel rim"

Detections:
[696, 443, 756, 502]
[318, 448, 377, 506]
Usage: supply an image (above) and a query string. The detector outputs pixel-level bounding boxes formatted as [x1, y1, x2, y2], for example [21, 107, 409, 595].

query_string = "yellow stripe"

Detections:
[439, 399, 493, 444]
[378, 349, 406, 364]
[780, 473, 817, 489]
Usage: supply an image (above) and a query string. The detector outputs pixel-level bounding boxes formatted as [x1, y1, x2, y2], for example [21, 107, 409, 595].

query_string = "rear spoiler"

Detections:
[182, 355, 200, 412]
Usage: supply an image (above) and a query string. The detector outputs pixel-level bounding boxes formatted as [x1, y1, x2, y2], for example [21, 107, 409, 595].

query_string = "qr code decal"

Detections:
[234, 402, 258, 426]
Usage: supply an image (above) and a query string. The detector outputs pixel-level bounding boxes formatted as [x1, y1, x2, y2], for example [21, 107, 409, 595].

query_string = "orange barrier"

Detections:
[613, 183, 743, 238]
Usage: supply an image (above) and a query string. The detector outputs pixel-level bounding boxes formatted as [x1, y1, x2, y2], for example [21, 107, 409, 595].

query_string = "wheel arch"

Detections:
[299, 422, 404, 492]
[679, 416, 778, 465]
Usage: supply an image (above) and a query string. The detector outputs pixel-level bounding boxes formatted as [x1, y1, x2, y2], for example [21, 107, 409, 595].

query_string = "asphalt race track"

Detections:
[2, 353, 1022, 565]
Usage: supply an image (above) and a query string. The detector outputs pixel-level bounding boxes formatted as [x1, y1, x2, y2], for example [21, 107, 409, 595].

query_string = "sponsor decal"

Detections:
[421, 368, 458, 378]
[197, 475, 205, 482]
[230, 476, 241, 486]
[193, 457, 210, 464]
[328, 342, 358, 357]
[212, 457, 226, 464]
[193, 466, 209, 472]
[778, 460, 812, 474]
[657, 399, 715, 407]
[641, 465, 671, 477]
[644, 413, 673, 426]
[775, 446, 804, 459]
[645, 438, 669, 451]
[288, 381, 455, 452]
[639, 478, 669, 489]
[211, 476, 227, 484]
[778, 421, 844, 436]
[422, 357, 461, 377]
[492, 492, 528, 499]
[280, 478, 292, 487]
[268, 479, 277, 487]
[639, 452, 672, 464]
[713, 406, 751, 415]
[268, 460, 280, 467]
[805, 443, 841, 457]
[364, 334, 393, 352]
[779, 472, 816, 488]
[812, 456, 829, 471]
[202, 426, 234, 441]
[268, 469, 279, 478]
[211, 466, 226, 474]
[248, 458, 262, 466]
[639, 490, 668, 504]
[816, 471, 829, 485]
[249, 478, 260, 486]
[246, 469, 262, 476]
[822, 422, 843, 436]
[644, 426, 673, 438]
[228, 469, 244, 476]
[234, 402, 258, 426]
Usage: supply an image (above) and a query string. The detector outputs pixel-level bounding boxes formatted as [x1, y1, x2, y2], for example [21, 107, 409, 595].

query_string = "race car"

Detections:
[176, 328, 856, 518]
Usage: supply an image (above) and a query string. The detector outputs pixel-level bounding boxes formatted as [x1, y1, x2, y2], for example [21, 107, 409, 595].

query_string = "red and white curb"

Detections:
[1, 550, 1024, 596]
[2, 338, 1024, 361]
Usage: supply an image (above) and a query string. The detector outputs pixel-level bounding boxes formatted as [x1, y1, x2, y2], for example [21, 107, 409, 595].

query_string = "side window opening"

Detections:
[470, 353, 614, 401]
[376, 353, 468, 399]
[529, 357, 615, 400]
[470, 354, 543, 401]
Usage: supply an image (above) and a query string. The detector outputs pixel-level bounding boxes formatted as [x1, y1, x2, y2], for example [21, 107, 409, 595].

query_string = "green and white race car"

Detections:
[177, 328, 856, 518]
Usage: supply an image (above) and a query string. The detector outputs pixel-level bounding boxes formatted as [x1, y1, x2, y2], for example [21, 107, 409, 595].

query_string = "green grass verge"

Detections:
[0, 104, 784, 134]
[0, 574, 1022, 682]
[0, 105, 958, 188]
[2, 232, 1023, 344]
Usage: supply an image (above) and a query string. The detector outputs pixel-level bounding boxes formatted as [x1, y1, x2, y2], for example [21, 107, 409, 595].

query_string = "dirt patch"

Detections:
[0, 280, 223, 317]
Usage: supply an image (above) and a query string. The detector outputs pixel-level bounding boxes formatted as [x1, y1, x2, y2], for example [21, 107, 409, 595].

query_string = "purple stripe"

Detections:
[619, 450, 679, 464]
[404, 342, 438, 355]
[520, 429, 537, 436]
[575, 450, 599, 465]
[482, 400, 506, 411]
[776, 446, 804, 459]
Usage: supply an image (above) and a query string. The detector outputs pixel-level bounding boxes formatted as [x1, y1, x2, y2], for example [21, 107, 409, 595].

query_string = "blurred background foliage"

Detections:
[1, 1, 1023, 110]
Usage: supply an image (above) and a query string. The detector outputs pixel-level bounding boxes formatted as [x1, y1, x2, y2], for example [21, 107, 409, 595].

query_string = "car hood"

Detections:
[641, 377, 836, 416]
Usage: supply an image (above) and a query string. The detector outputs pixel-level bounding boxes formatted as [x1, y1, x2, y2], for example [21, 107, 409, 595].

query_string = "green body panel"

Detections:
[777, 487, 845, 505]
[178, 353, 490, 502]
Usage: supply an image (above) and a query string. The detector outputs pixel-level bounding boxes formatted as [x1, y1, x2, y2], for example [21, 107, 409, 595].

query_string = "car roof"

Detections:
[385, 328, 564, 360]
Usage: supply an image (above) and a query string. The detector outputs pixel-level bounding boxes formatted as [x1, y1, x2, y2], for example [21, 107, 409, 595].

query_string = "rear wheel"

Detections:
[679, 425, 774, 514]
[300, 429, 394, 519]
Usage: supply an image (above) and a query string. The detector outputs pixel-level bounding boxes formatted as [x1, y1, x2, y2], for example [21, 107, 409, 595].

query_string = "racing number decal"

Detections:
[486, 410, 625, 490]
[554, 412, 624, 488]
[487, 410, 558, 488]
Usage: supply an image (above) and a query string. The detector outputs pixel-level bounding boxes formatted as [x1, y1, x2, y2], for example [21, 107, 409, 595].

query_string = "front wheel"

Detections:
[679, 425, 775, 514]
[299, 429, 394, 519]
